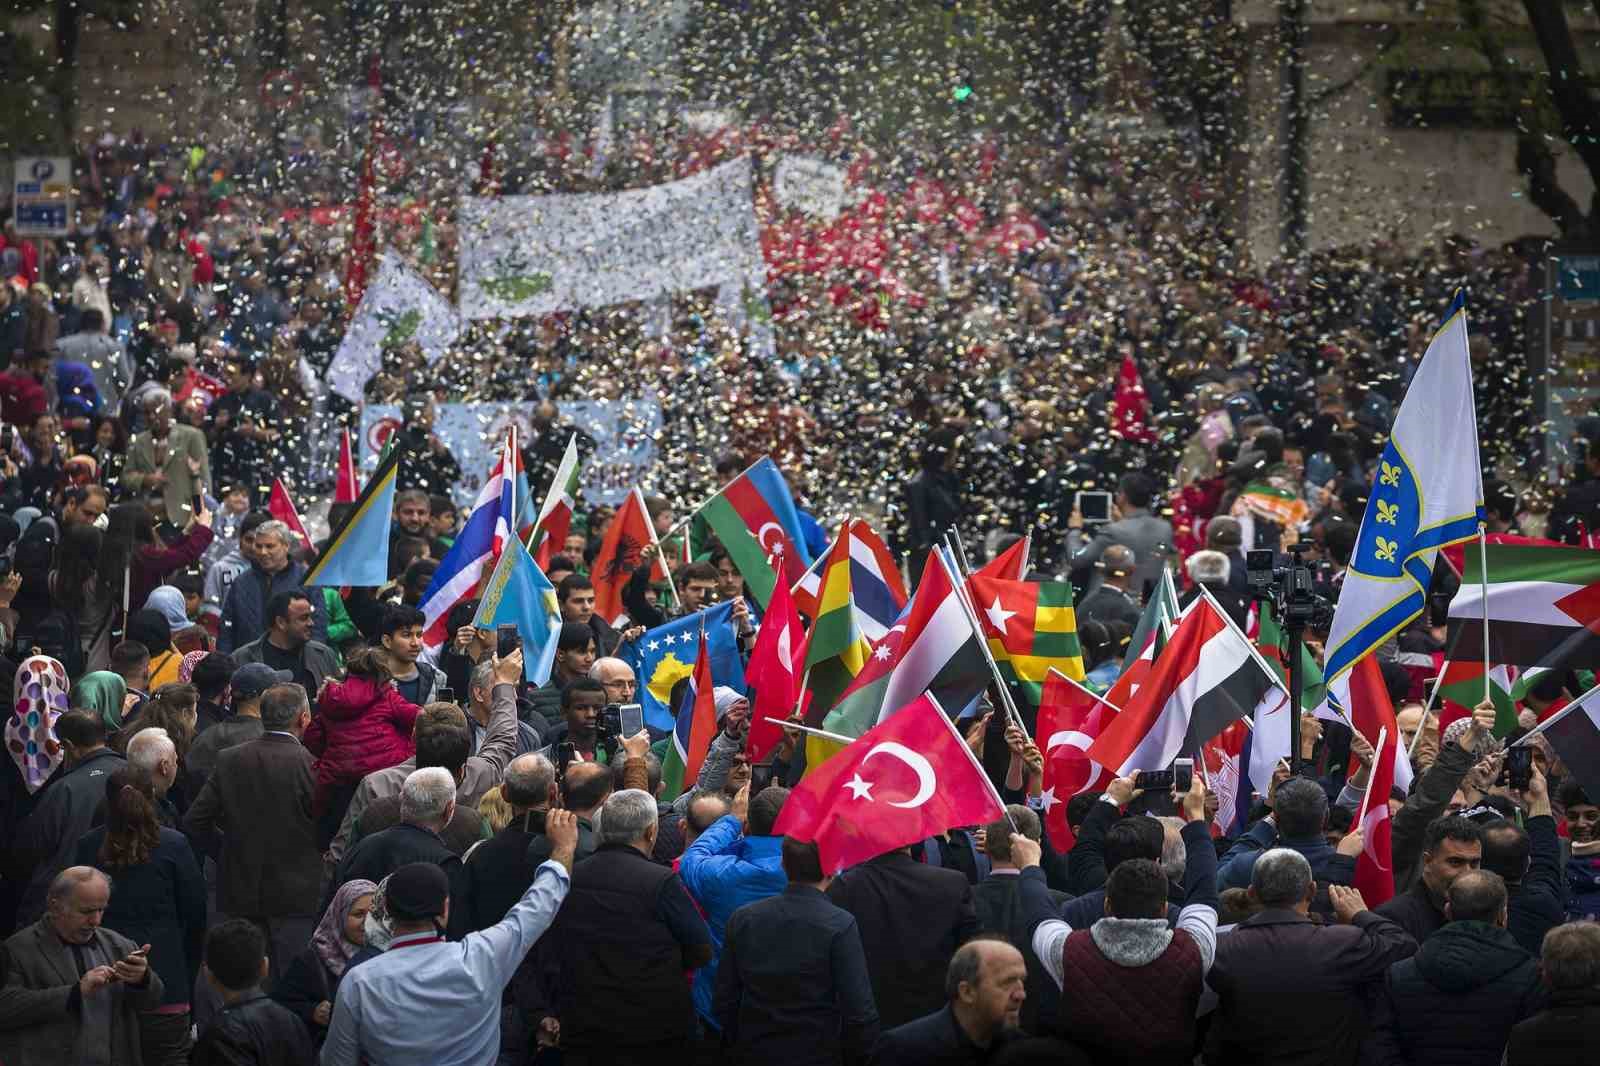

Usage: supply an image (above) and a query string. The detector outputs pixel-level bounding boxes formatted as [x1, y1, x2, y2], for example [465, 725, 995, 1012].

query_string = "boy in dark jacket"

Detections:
[1368, 870, 1545, 1066]
[193, 919, 314, 1066]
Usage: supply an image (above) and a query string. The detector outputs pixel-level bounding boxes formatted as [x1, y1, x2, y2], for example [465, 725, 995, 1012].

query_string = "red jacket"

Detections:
[305, 675, 420, 789]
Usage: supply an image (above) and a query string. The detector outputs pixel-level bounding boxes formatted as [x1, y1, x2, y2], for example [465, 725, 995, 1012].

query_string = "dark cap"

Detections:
[384, 862, 449, 921]
[231, 662, 293, 701]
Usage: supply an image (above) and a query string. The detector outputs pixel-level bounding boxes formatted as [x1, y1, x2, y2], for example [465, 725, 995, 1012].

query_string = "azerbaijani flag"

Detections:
[690, 457, 814, 609]
[968, 574, 1085, 707]
[661, 629, 718, 801]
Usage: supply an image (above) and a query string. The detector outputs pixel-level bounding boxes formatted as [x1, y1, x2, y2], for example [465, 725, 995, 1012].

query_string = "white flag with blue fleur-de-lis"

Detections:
[1323, 293, 1484, 684]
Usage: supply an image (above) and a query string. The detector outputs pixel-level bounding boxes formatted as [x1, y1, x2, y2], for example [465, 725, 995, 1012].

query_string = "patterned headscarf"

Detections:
[311, 878, 377, 978]
[362, 874, 396, 952]
[72, 671, 129, 734]
[7, 656, 70, 793]
[177, 650, 210, 684]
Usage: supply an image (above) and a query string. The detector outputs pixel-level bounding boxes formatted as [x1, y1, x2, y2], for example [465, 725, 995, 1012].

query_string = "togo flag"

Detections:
[1323, 293, 1484, 684]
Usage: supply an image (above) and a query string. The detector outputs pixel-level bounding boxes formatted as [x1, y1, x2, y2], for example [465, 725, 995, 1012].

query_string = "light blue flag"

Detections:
[623, 601, 746, 732]
[303, 448, 399, 588]
[1323, 292, 1484, 684]
[472, 538, 561, 684]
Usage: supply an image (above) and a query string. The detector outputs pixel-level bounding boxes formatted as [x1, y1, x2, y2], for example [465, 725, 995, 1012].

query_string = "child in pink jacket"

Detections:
[304, 648, 421, 844]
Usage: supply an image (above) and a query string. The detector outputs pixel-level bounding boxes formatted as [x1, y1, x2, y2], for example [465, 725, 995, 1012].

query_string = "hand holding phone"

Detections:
[497, 624, 521, 658]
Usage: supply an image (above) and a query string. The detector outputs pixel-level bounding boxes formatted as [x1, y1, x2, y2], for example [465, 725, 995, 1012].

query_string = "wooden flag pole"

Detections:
[927, 692, 1018, 833]
[1478, 524, 1491, 706]
[637, 486, 680, 607]
[662, 455, 770, 542]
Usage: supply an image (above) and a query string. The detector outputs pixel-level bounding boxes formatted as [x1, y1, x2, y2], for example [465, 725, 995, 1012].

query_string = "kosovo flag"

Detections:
[623, 601, 747, 732]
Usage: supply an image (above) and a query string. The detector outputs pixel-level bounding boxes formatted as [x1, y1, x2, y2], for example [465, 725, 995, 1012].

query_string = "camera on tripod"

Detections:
[1245, 544, 1332, 629]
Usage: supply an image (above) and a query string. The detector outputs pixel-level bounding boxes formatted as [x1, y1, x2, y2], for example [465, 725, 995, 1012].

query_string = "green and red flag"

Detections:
[968, 574, 1084, 708]
[528, 433, 582, 569]
[1237, 481, 1310, 529]
[1437, 660, 1520, 738]
[689, 457, 815, 610]
[1445, 541, 1600, 675]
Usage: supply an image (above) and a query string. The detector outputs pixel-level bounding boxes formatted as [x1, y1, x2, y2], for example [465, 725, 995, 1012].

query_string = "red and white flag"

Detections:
[1353, 725, 1396, 907]
[773, 695, 1005, 873]
[267, 478, 313, 553]
[529, 432, 581, 568]
[1111, 353, 1157, 443]
[746, 573, 804, 765]
[1337, 653, 1415, 794]
[1087, 597, 1275, 777]
[1035, 670, 1115, 851]
[974, 535, 1030, 581]
[334, 429, 360, 504]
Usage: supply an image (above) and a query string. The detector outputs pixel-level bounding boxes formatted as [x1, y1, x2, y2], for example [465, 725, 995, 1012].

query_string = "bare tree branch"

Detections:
[1521, 0, 1600, 191]
[1310, 24, 1403, 107]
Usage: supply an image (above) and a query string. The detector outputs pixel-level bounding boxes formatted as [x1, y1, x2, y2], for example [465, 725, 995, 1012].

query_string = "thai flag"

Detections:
[420, 434, 519, 649]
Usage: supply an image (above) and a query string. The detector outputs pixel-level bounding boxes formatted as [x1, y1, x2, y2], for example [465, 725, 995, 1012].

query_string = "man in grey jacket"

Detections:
[1067, 471, 1175, 599]
[229, 588, 339, 701]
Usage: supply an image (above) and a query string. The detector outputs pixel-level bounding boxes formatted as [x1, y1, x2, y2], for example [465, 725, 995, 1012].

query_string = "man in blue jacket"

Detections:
[1218, 777, 1359, 891]
[678, 784, 789, 1037]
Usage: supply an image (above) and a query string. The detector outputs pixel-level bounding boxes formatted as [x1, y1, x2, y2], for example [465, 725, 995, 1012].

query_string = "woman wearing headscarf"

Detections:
[145, 585, 208, 655]
[72, 765, 206, 1066]
[5, 654, 68, 798]
[272, 878, 377, 1047]
[72, 669, 132, 734]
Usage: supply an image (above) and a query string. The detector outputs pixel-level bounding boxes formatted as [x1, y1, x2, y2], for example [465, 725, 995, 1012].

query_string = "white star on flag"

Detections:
[985, 596, 1018, 634]
[843, 773, 874, 801]
[1038, 786, 1058, 813]
[647, 640, 660, 652]
[873, 644, 892, 661]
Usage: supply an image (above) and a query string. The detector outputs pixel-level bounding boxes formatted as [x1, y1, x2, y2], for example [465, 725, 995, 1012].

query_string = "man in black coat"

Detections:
[824, 844, 980, 1029]
[1376, 815, 1484, 945]
[1205, 849, 1416, 1066]
[1479, 768, 1566, 956]
[10, 711, 125, 923]
[972, 807, 1069, 1036]
[714, 837, 879, 1065]
[873, 938, 1026, 1066]
[1368, 870, 1545, 1066]
[192, 919, 314, 1066]
[1505, 922, 1600, 1066]
[331, 766, 471, 940]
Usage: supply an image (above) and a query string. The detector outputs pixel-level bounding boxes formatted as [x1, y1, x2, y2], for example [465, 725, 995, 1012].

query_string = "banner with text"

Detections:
[457, 156, 765, 320]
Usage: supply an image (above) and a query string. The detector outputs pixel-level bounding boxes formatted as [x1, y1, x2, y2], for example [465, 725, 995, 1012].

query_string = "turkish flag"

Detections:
[267, 478, 313, 554]
[1035, 671, 1115, 852]
[1353, 724, 1397, 907]
[589, 488, 668, 627]
[1112, 354, 1157, 444]
[773, 695, 1005, 873]
[746, 574, 803, 765]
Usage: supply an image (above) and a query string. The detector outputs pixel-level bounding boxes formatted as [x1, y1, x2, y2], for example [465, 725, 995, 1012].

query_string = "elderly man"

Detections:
[873, 938, 1026, 1065]
[550, 789, 713, 1066]
[465, 659, 541, 756]
[123, 387, 210, 529]
[218, 522, 326, 653]
[124, 726, 180, 820]
[1205, 849, 1416, 1066]
[322, 813, 578, 1066]
[0, 867, 164, 1066]
[590, 656, 639, 705]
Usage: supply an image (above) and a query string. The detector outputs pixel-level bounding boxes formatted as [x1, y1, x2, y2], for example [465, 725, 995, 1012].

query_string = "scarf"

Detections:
[362, 874, 396, 952]
[312, 879, 378, 978]
[7, 655, 70, 793]
[177, 650, 209, 683]
[72, 671, 129, 733]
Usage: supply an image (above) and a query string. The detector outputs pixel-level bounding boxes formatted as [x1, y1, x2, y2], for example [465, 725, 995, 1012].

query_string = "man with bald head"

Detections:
[590, 656, 639, 705]
[1075, 543, 1143, 631]
[874, 937, 1026, 1064]
[0, 866, 164, 1065]
[464, 753, 566, 931]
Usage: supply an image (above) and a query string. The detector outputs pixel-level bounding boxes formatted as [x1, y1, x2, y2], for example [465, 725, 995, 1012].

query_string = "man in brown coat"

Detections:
[0, 866, 164, 1066]
[184, 683, 320, 979]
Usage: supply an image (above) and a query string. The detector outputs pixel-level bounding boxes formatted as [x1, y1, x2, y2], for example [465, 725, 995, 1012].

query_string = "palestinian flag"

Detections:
[692, 457, 813, 610]
[1437, 660, 1520, 738]
[1238, 481, 1310, 529]
[1534, 684, 1600, 800]
[1445, 541, 1600, 673]
[820, 548, 988, 744]
[968, 574, 1085, 707]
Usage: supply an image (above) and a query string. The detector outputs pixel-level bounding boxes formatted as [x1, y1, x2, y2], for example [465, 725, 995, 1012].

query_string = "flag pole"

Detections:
[1020, 530, 1033, 578]
[789, 545, 827, 595]
[949, 526, 975, 577]
[762, 716, 853, 745]
[662, 454, 771, 542]
[1409, 662, 1448, 761]
[1477, 524, 1491, 706]
[1045, 667, 1123, 716]
[1512, 680, 1600, 745]
[940, 538, 1028, 734]
[638, 486, 680, 607]
[926, 692, 1016, 832]
[1353, 726, 1388, 830]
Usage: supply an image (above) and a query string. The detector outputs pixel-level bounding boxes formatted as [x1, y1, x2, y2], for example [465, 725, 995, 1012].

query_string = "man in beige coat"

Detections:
[123, 387, 211, 527]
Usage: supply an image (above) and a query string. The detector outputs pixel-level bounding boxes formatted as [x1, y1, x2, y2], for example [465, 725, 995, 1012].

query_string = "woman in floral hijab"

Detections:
[6, 655, 71, 793]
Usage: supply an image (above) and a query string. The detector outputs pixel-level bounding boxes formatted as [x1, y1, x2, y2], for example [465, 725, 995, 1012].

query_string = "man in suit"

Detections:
[0, 866, 164, 1066]
[121, 387, 210, 529]
[873, 938, 1026, 1065]
[1074, 545, 1143, 632]
[184, 683, 321, 981]
[825, 842, 981, 1029]
[714, 837, 880, 1066]
[973, 806, 1068, 1036]
[1067, 471, 1174, 599]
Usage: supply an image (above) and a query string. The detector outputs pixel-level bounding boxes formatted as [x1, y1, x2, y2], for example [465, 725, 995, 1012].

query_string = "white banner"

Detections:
[457, 156, 764, 320]
[329, 250, 462, 403]
[360, 396, 662, 508]
[773, 155, 847, 220]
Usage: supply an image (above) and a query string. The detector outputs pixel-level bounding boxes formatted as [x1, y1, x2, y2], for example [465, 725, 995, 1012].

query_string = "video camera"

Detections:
[1245, 543, 1333, 630]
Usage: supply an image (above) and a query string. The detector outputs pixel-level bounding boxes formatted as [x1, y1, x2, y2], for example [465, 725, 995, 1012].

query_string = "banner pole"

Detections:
[1477, 524, 1491, 706]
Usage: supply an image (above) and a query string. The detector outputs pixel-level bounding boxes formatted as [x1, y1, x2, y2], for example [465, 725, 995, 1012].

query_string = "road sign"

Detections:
[12, 156, 72, 237]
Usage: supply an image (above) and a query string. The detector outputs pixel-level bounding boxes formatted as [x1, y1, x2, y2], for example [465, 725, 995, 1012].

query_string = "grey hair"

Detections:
[126, 727, 175, 776]
[253, 520, 292, 548]
[142, 387, 174, 411]
[48, 866, 111, 904]
[502, 753, 556, 808]
[597, 788, 658, 846]
[1185, 550, 1230, 585]
[259, 684, 307, 731]
[1251, 848, 1313, 906]
[1541, 923, 1600, 992]
[469, 659, 496, 696]
[589, 657, 633, 682]
[1157, 816, 1188, 881]
[400, 767, 457, 826]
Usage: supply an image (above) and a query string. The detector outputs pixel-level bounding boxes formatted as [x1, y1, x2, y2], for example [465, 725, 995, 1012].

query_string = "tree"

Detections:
[0, 0, 141, 151]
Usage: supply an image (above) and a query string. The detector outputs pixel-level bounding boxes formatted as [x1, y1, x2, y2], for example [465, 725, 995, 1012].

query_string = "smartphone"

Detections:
[619, 702, 644, 737]
[1501, 746, 1533, 791]
[436, 687, 455, 705]
[1075, 491, 1112, 524]
[497, 624, 521, 657]
[1174, 758, 1194, 794]
[191, 494, 203, 515]
[1134, 768, 1174, 791]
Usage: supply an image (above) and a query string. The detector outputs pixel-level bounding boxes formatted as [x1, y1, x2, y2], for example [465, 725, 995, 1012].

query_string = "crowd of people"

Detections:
[0, 106, 1598, 1066]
